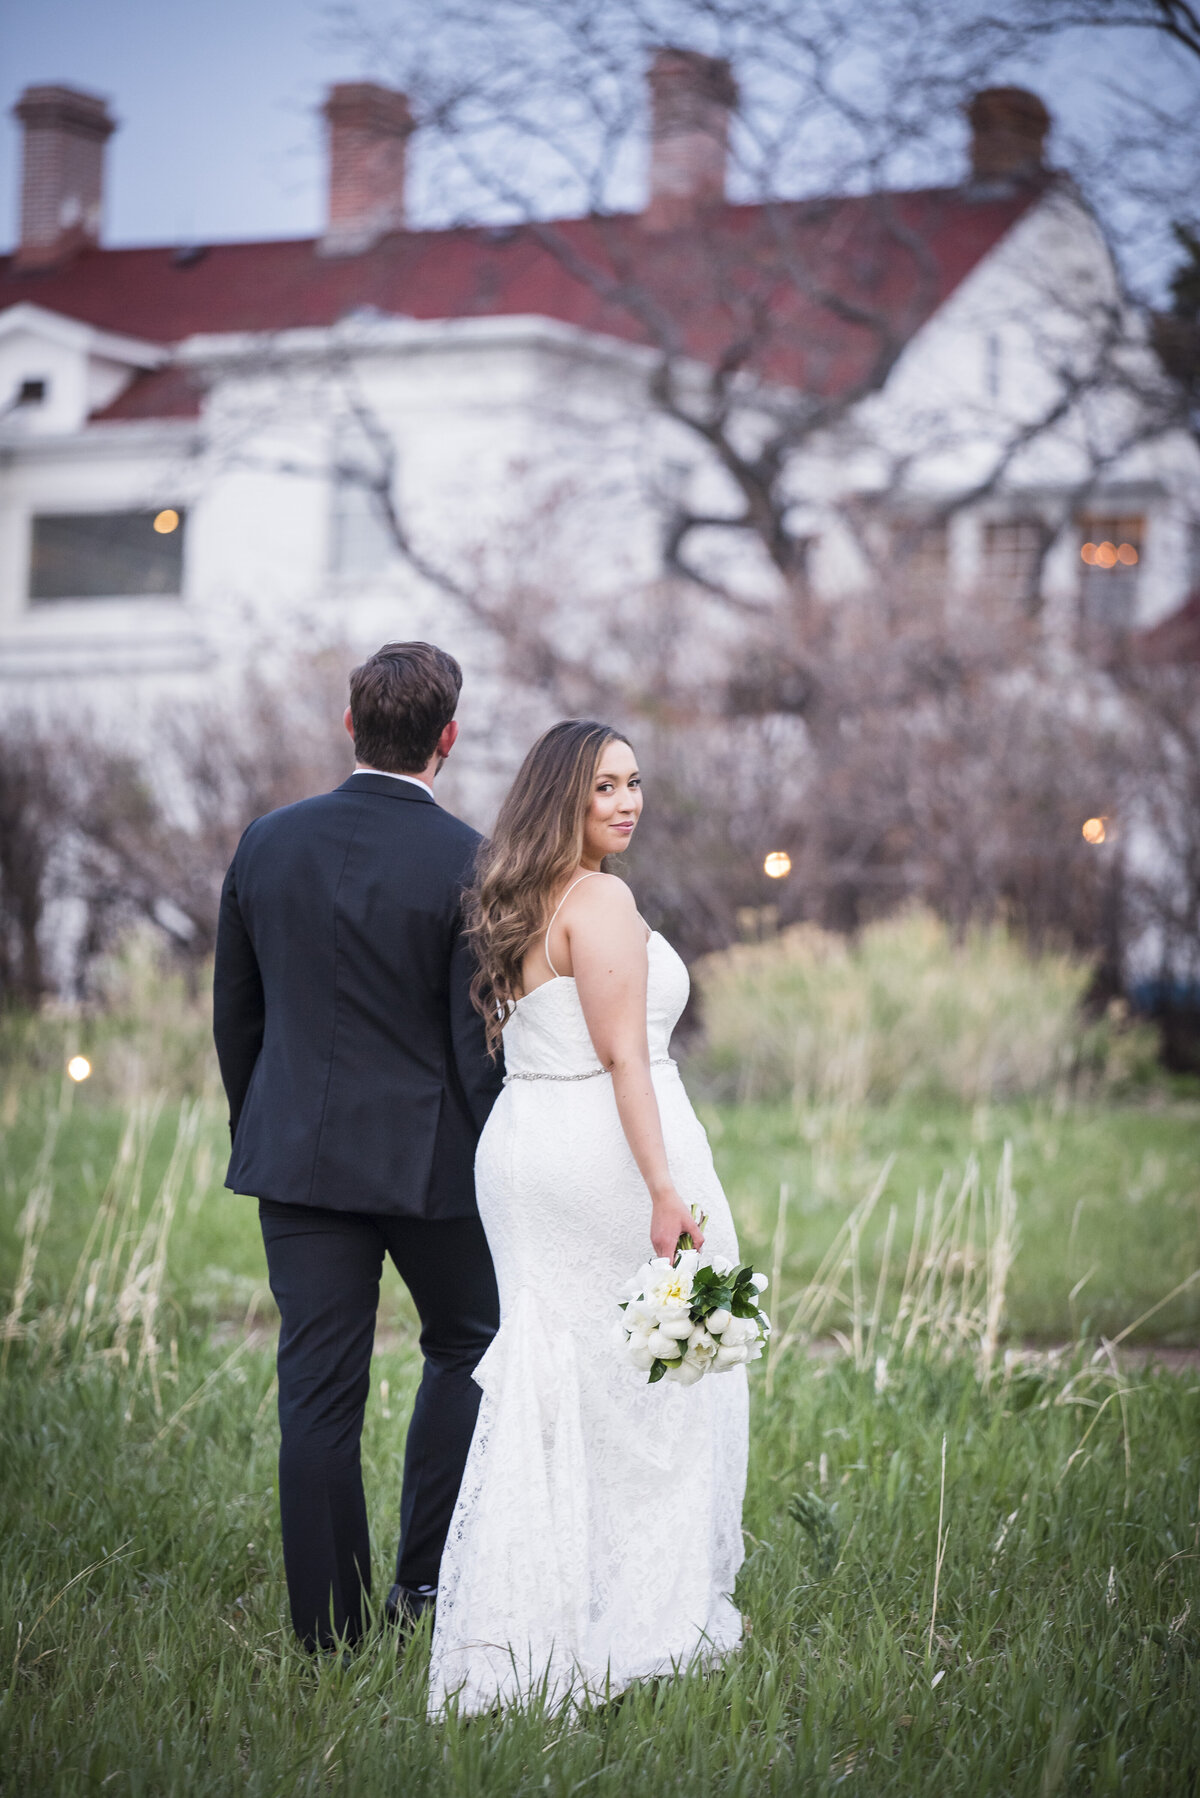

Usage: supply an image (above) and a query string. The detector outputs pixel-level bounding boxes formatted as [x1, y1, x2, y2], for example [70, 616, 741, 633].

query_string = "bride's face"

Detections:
[581, 739, 642, 866]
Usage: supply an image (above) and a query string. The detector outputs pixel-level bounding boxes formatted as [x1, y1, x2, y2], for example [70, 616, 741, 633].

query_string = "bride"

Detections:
[428, 720, 748, 1716]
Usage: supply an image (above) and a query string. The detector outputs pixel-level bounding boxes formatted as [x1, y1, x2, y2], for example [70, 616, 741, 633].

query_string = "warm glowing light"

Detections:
[1081, 540, 1138, 570]
[1082, 817, 1107, 845]
[763, 850, 792, 879]
[153, 509, 179, 534]
[66, 1055, 92, 1082]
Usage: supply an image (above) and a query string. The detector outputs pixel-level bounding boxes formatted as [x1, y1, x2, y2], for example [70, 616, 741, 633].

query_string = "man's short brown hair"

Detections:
[348, 642, 463, 774]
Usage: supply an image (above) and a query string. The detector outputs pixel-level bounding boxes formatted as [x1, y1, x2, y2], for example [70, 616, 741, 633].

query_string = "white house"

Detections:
[1, 62, 1197, 730]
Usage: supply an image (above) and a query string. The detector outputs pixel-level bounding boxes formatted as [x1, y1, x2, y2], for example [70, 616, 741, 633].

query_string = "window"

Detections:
[1078, 513, 1143, 630]
[894, 519, 948, 592]
[330, 472, 394, 581]
[984, 333, 1001, 400]
[28, 509, 185, 602]
[981, 518, 1045, 609]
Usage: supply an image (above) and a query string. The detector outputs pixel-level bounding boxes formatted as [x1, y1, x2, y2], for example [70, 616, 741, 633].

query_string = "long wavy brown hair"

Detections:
[468, 719, 632, 1053]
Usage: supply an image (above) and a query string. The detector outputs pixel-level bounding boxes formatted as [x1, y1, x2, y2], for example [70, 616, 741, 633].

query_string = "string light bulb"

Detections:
[763, 851, 792, 879]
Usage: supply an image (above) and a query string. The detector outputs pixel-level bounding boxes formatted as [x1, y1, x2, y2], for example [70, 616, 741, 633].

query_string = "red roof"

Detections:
[0, 185, 1042, 422]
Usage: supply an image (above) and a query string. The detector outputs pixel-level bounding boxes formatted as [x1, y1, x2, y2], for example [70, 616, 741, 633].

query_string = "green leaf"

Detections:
[648, 1360, 668, 1385]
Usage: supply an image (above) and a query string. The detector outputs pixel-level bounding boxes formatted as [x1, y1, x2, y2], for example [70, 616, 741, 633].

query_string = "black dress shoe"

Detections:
[383, 1582, 437, 1631]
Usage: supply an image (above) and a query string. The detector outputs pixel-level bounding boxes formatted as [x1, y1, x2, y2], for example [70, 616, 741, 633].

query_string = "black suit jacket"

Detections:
[212, 772, 503, 1218]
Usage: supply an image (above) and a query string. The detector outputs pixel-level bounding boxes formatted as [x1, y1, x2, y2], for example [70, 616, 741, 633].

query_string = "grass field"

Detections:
[2, 936, 1200, 1794]
[2, 1322, 1198, 1794]
[3, 1080, 1197, 1348]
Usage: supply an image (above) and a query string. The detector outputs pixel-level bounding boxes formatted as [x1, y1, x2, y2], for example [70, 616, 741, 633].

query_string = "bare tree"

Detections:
[21, 2, 1188, 1017]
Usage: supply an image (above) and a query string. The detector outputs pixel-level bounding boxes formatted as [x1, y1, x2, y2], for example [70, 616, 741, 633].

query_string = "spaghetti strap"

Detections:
[544, 873, 601, 977]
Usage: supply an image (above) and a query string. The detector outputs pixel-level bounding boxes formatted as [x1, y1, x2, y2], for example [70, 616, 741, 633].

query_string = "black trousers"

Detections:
[258, 1198, 499, 1652]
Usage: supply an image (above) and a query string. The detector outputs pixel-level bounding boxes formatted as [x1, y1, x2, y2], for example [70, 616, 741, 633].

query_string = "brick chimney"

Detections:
[320, 81, 414, 256]
[966, 87, 1050, 187]
[13, 85, 116, 271]
[643, 48, 738, 233]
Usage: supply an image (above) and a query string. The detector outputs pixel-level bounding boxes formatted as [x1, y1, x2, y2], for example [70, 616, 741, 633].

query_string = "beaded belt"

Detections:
[504, 1057, 676, 1084]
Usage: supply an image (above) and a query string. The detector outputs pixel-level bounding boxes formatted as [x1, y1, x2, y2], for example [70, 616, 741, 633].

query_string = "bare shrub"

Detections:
[72, 647, 354, 972]
[0, 647, 356, 1008]
[692, 908, 1159, 1106]
[0, 721, 67, 1008]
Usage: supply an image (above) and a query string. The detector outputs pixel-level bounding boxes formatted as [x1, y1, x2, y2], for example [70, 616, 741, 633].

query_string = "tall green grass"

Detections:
[706, 1098, 1200, 1345]
[2, 929, 1200, 1792]
[2, 1325, 1198, 1794]
[693, 911, 1161, 1106]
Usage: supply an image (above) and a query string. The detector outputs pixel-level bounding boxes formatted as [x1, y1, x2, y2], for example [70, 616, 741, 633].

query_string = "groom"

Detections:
[213, 641, 502, 1653]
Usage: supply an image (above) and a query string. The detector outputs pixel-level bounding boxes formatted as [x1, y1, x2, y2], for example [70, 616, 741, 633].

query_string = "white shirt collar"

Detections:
[351, 766, 436, 801]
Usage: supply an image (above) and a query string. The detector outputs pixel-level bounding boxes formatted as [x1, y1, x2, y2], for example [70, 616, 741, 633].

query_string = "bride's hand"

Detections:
[650, 1190, 705, 1260]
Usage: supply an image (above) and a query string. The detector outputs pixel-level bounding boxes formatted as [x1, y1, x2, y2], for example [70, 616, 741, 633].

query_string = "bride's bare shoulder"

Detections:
[567, 873, 638, 920]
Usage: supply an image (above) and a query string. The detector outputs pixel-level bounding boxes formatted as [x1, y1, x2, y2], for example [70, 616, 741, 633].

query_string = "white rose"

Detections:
[646, 1329, 683, 1361]
[660, 1314, 695, 1341]
[706, 1307, 732, 1336]
[751, 1271, 769, 1292]
[665, 1359, 705, 1385]
[643, 1262, 696, 1313]
[715, 1343, 749, 1368]
[627, 1340, 656, 1371]
[688, 1323, 714, 1350]
[708, 1254, 734, 1277]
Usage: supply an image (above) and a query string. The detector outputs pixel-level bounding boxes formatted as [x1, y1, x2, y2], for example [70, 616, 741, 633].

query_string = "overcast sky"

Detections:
[1, 0, 1195, 302]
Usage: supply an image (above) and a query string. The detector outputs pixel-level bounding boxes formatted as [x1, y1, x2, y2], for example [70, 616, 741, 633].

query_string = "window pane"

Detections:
[1078, 513, 1143, 631]
[330, 474, 394, 580]
[982, 519, 1044, 603]
[29, 511, 185, 601]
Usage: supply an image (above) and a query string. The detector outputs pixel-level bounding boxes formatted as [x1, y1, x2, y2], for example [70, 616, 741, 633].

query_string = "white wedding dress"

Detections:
[428, 893, 748, 1717]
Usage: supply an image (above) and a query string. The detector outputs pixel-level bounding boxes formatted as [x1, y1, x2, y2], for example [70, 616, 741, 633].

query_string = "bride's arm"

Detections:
[565, 876, 704, 1258]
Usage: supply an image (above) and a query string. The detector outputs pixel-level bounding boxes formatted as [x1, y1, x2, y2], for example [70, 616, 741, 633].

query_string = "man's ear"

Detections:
[438, 719, 459, 759]
[343, 706, 355, 742]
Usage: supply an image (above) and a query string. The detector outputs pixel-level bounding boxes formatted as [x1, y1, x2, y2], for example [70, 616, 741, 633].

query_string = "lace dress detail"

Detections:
[428, 931, 748, 1717]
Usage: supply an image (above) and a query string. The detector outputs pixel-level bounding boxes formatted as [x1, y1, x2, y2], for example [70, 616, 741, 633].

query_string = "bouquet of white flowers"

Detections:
[617, 1227, 770, 1387]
